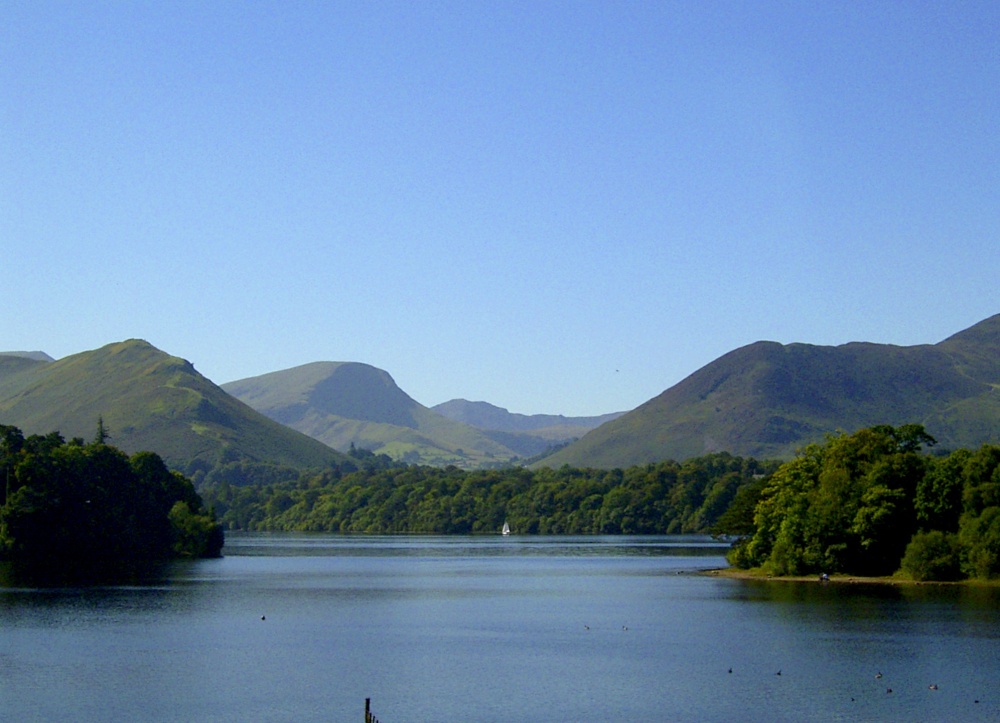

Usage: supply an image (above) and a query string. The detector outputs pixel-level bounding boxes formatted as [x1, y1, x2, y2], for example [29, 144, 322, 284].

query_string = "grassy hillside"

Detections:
[0, 341, 346, 476]
[223, 362, 522, 467]
[538, 314, 1000, 468]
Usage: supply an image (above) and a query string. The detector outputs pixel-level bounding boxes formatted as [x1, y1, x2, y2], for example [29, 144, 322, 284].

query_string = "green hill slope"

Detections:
[223, 362, 521, 467]
[538, 314, 1000, 468]
[0, 341, 346, 476]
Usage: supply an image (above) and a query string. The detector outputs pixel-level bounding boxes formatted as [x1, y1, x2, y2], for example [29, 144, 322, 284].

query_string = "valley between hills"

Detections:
[1, 313, 997, 482]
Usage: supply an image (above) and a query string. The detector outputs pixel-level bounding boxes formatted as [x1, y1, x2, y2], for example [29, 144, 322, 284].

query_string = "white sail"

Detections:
[502, 521, 510, 536]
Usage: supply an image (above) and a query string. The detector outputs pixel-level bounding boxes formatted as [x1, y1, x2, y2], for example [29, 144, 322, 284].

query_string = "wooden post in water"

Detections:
[364, 697, 379, 723]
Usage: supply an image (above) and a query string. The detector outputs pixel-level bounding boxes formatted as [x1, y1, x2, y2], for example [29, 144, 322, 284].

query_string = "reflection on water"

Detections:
[2, 534, 999, 722]
[0, 559, 176, 589]
[226, 532, 729, 558]
[739, 575, 1000, 607]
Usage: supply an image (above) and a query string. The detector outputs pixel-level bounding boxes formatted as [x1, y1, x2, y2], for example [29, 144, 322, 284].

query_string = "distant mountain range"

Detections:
[2, 351, 55, 362]
[221, 364, 609, 466]
[539, 314, 1000, 468]
[432, 399, 622, 436]
[3, 313, 998, 475]
[0, 340, 346, 477]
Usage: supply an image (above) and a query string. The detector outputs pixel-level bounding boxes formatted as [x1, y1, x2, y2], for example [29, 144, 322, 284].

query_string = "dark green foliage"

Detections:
[735, 425, 938, 576]
[711, 476, 768, 537]
[915, 449, 968, 531]
[959, 507, 1000, 579]
[201, 453, 779, 536]
[200, 459, 308, 488]
[901, 531, 962, 581]
[957, 445, 1000, 579]
[729, 423, 1000, 581]
[0, 425, 223, 570]
[168, 502, 225, 558]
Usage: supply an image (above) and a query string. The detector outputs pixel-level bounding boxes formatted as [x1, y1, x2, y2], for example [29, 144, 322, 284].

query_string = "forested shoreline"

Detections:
[5, 416, 999, 584]
[201, 452, 779, 536]
[726, 425, 1000, 582]
[201, 424, 1000, 583]
[0, 424, 223, 573]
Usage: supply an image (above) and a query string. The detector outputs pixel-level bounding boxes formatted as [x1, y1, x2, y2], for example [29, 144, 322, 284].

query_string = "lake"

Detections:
[2, 534, 999, 722]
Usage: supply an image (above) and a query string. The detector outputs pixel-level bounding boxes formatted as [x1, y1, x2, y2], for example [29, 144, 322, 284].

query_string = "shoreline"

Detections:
[700, 567, 987, 586]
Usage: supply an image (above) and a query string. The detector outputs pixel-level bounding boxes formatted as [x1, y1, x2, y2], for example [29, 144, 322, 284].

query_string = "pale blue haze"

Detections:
[3, 535, 1000, 722]
[2, 2, 998, 415]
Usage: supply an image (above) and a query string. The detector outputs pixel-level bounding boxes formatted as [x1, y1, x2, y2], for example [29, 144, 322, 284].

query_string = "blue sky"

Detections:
[3, 2, 998, 417]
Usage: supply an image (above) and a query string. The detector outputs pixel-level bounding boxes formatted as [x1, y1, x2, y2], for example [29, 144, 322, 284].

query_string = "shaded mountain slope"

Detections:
[0, 351, 55, 362]
[538, 314, 1000, 469]
[432, 399, 624, 457]
[432, 399, 622, 438]
[223, 363, 521, 467]
[0, 341, 346, 476]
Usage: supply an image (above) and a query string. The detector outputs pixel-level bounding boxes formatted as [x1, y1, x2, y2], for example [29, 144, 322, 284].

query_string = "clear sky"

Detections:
[3, 2, 998, 417]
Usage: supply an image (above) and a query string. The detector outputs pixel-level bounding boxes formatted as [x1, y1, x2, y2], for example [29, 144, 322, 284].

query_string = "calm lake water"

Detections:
[3, 534, 1000, 722]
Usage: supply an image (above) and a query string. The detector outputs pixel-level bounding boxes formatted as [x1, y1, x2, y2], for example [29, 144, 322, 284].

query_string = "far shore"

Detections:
[700, 567, 1000, 587]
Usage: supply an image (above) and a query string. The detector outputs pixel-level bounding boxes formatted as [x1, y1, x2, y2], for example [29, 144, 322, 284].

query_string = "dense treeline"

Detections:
[728, 424, 1000, 581]
[0, 424, 224, 571]
[201, 452, 778, 535]
[12, 415, 995, 583]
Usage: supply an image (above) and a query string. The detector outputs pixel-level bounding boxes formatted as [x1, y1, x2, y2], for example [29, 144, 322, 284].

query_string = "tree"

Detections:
[0, 425, 223, 572]
[168, 502, 224, 558]
[959, 507, 1000, 579]
[915, 450, 968, 532]
[732, 425, 935, 576]
[901, 531, 961, 581]
[94, 416, 110, 445]
[0, 425, 25, 507]
[957, 445, 1000, 579]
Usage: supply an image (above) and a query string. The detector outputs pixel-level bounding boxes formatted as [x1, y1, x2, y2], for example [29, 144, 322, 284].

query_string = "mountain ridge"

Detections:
[432, 399, 623, 435]
[536, 314, 1000, 468]
[6, 313, 998, 474]
[0, 351, 55, 363]
[222, 362, 525, 467]
[0, 340, 347, 477]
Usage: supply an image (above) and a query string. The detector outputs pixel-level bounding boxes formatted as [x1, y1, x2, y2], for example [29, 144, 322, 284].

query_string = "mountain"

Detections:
[538, 314, 1000, 469]
[0, 340, 346, 477]
[0, 351, 55, 362]
[432, 399, 623, 435]
[432, 399, 624, 455]
[222, 362, 523, 467]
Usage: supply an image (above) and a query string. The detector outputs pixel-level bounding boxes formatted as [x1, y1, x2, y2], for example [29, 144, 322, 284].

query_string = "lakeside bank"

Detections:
[700, 567, 1000, 587]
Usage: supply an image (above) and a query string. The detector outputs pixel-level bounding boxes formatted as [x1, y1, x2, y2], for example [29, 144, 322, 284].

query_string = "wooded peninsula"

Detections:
[0, 424, 223, 574]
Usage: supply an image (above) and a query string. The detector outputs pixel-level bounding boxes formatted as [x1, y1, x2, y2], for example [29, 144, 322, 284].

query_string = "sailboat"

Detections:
[501, 521, 510, 536]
